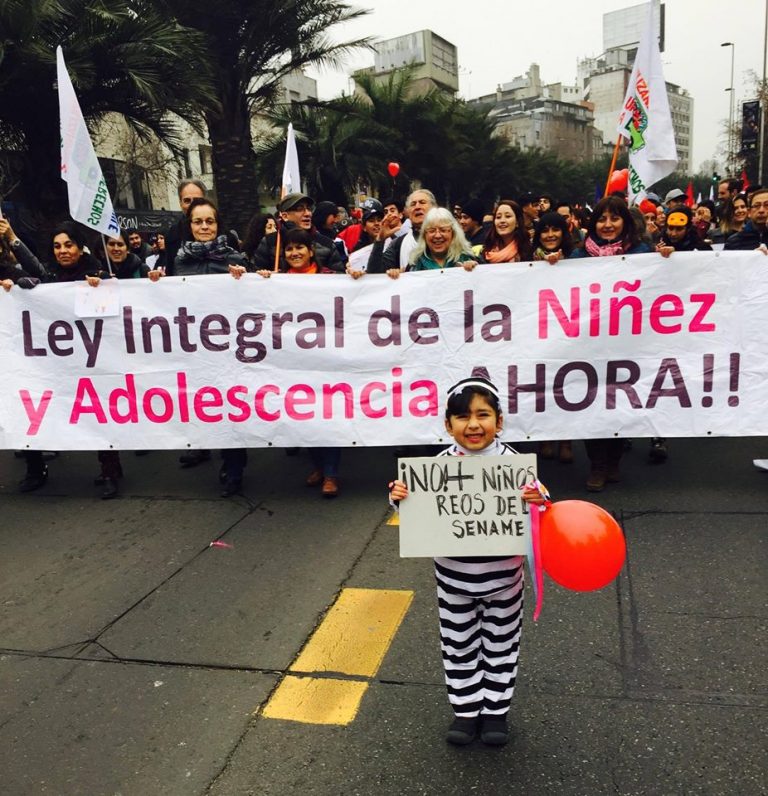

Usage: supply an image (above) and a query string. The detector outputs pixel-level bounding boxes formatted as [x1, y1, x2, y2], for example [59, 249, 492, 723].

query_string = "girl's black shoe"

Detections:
[480, 716, 509, 746]
[446, 717, 477, 745]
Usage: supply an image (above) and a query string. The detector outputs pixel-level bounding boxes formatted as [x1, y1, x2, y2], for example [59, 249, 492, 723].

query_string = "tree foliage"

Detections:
[0, 0, 217, 232]
[257, 68, 616, 208]
[155, 0, 371, 229]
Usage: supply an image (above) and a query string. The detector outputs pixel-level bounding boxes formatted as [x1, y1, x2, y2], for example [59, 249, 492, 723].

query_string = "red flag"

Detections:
[685, 181, 695, 207]
[741, 169, 750, 191]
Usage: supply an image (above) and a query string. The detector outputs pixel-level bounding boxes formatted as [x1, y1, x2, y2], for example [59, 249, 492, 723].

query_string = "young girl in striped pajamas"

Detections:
[390, 377, 547, 747]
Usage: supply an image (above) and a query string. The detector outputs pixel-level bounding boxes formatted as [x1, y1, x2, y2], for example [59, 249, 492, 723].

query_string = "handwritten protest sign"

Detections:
[398, 454, 537, 557]
[1, 251, 767, 450]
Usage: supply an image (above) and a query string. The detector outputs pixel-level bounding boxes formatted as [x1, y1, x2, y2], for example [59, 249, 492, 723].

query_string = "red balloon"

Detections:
[607, 168, 629, 193]
[387, 161, 400, 178]
[540, 500, 626, 591]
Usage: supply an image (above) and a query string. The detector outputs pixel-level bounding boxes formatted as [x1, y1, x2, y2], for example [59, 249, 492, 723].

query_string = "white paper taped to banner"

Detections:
[1, 251, 767, 450]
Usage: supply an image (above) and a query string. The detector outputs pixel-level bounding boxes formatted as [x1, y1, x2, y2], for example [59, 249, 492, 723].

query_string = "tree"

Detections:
[157, 0, 371, 230]
[0, 0, 217, 240]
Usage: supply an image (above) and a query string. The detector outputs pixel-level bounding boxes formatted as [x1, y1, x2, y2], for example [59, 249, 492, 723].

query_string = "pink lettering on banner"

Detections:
[143, 388, 174, 423]
[538, 287, 580, 339]
[109, 373, 139, 424]
[20, 389, 53, 435]
[285, 384, 315, 420]
[194, 386, 224, 423]
[689, 294, 717, 332]
[226, 386, 250, 422]
[409, 380, 439, 416]
[323, 383, 354, 419]
[70, 378, 108, 424]
[254, 385, 280, 421]
[649, 295, 685, 334]
[608, 281, 642, 336]
[360, 382, 387, 419]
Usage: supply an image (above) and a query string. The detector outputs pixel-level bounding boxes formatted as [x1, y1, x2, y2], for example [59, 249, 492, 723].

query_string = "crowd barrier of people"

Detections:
[2, 176, 766, 501]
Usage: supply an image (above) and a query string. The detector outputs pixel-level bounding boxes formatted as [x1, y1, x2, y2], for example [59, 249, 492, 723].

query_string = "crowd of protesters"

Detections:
[2, 174, 766, 499]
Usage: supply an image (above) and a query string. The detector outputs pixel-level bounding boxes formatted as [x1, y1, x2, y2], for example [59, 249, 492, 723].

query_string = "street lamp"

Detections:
[722, 42, 735, 174]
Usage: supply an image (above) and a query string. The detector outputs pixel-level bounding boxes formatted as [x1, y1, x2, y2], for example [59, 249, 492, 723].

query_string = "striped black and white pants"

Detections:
[436, 561, 524, 718]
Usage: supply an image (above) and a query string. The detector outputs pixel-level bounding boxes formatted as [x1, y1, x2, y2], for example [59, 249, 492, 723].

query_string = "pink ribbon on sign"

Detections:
[525, 479, 551, 622]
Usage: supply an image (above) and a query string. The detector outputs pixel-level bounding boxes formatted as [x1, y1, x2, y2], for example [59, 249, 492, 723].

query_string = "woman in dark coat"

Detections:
[169, 197, 251, 496]
[18, 222, 108, 494]
[569, 197, 651, 492]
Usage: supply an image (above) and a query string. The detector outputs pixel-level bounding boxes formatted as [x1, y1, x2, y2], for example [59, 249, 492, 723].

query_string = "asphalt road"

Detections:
[0, 437, 765, 796]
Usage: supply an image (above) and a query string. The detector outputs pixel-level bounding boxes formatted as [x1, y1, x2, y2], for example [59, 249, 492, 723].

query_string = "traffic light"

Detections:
[712, 172, 721, 183]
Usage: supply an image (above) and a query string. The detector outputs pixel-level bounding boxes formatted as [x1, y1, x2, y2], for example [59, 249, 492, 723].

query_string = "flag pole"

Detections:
[604, 135, 623, 196]
[273, 188, 285, 273]
[101, 234, 114, 276]
[274, 124, 301, 272]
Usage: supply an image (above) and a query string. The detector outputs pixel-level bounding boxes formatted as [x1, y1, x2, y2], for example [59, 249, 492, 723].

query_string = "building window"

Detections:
[198, 145, 213, 174]
[99, 158, 152, 210]
[182, 148, 192, 179]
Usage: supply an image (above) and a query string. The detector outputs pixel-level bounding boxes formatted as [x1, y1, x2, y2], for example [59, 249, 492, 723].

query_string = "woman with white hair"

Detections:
[385, 207, 477, 278]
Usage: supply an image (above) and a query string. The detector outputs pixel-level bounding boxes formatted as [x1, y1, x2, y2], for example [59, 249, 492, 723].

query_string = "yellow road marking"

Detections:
[386, 511, 400, 526]
[262, 587, 413, 725]
[262, 675, 368, 726]
[290, 587, 413, 677]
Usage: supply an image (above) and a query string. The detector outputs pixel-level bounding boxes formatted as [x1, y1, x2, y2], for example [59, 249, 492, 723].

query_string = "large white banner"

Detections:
[1, 251, 767, 450]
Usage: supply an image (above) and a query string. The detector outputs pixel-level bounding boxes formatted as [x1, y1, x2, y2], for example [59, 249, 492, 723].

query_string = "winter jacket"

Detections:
[174, 237, 249, 277]
[42, 253, 106, 283]
[724, 220, 768, 250]
[367, 228, 420, 273]
[660, 230, 712, 252]
[112, 252, 151, 279]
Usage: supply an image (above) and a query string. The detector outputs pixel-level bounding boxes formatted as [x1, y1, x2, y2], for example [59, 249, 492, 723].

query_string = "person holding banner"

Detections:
[381, 207, 476, 278]
[277, 227, 343, 496]
[17, 222, 107, 493]
[160, 197, 252, 495]
[0, 218, 43, 290]
[104, 229, 153, 279]
[569, 196, 651, 491]
[162, 179, 207, 275]
[531, 211, 574, 264]
[656, 207, 712, 256]
[389, 377, 547, 746]
[252, 193, 345, 274]
[367, 189, 437, 274]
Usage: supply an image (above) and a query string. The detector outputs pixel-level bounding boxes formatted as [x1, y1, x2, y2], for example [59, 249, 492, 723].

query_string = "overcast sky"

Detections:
[307, 0, 767, 173]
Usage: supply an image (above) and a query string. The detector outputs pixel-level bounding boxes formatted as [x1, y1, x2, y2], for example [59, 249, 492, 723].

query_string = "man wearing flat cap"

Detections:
[664, 188, 687, 210]
[252, 192, 345, 272]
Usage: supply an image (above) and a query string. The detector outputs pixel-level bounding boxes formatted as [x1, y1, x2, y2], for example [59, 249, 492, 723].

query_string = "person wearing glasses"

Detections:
[165, 197, 252, 494]
[724, 188, 768, 251]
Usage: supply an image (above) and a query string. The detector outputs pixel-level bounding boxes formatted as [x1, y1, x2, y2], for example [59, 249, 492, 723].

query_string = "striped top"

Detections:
[434, 438, 526, 597]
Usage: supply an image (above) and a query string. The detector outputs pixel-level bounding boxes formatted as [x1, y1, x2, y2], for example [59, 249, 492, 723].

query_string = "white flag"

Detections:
[709, 184, 714, 202]
[281, 123, 301, 196]
[616, 2, 678, 203]
[57, 47, 120, 237]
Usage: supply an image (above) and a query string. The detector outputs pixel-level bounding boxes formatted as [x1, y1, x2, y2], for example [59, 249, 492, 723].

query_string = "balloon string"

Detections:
[530, 505, 545, 622]
[525, 479, 549, 622]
